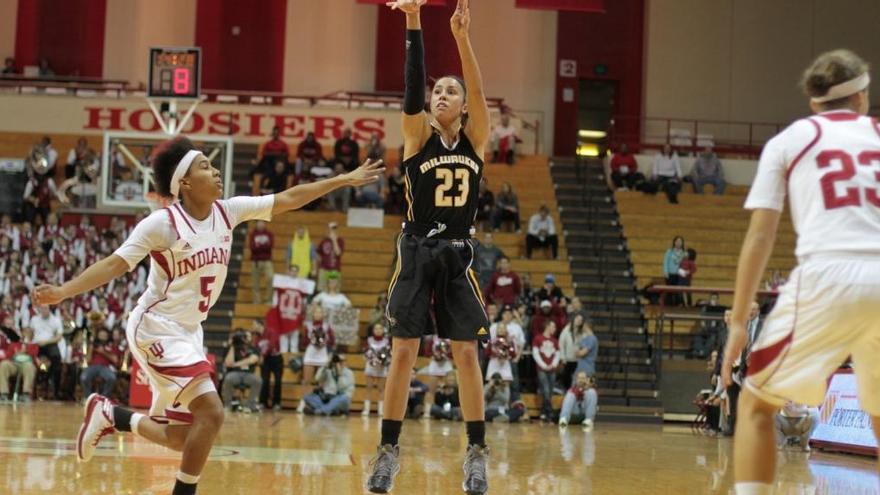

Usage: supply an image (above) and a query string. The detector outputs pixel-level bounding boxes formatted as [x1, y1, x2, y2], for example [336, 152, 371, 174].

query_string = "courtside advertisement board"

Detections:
[811, 371, 878, 456]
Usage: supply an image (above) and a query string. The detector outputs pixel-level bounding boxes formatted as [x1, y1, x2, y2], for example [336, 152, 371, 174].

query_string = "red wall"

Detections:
[374, 3, 463, 93]
[195, 0, 287, 92]
[553, 0, 644, 155]
[15, 0, 106, 77]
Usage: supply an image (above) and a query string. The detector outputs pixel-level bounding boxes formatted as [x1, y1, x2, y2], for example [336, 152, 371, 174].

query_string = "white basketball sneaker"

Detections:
[76, 393, 115, 462]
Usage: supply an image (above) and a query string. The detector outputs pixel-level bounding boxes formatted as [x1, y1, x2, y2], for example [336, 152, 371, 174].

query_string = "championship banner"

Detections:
[329, 306, 361, 347]
[811, 371, 878, 455]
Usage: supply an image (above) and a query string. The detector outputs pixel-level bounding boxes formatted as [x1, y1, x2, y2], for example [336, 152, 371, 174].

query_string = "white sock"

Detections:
[177, 471, 200, 484]
[735, 482, 773, 495]
[130, 413, 146, 438]
[363, 400, 370, 412]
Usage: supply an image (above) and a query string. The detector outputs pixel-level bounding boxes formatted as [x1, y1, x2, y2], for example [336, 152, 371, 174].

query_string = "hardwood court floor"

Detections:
[0, 402, 875, 494]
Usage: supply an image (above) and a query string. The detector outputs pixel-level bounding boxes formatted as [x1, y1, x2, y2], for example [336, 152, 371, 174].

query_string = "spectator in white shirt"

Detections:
[651, 144, 682, 204]
[312, 275, 352, 317]
[526, 205, 558, 259]
[30, 304, 64, 399]
[490, 114, 518, 165]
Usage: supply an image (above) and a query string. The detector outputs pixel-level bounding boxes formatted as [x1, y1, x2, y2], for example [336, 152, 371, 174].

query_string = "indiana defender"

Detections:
[32, 136, 383, 495]
[366, 1, 491, 493]
[722, 50, 880, 495]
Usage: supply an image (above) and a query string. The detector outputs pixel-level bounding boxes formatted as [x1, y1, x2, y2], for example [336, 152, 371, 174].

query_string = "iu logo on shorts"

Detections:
[148, 342, 166, 359]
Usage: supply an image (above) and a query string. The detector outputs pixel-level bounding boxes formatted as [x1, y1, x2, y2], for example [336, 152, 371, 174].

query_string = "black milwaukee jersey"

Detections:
[401, 131, 483, 239]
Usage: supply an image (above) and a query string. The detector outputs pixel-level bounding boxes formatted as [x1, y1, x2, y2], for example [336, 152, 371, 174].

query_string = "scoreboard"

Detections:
[148, 47, 201, 99]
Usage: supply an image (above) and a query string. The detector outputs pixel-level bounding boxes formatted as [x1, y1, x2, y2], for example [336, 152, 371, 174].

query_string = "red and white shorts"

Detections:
[746, 255, 880, 416]
[127, 306, 216, 425]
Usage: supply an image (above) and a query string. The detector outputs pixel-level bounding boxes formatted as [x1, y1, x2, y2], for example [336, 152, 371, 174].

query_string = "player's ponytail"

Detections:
[800, 50, 870, 110]
[151, 136, 196, 198]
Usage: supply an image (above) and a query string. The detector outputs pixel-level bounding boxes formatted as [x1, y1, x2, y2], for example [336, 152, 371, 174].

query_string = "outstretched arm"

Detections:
[388, 0, 432, 159]
[272, 158, 384, 215]
[451, 0, 490, 154]
[32, 254, 129, 306]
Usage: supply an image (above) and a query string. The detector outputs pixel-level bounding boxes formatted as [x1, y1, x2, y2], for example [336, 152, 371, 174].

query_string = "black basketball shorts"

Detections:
[385, 234, 490, 341]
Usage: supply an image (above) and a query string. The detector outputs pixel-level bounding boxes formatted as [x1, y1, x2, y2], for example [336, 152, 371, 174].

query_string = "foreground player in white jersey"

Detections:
[32, 136, 383, 495]
[722, 50, 880, 495]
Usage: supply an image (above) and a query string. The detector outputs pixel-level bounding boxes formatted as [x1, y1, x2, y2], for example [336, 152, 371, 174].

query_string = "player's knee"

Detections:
[195, 401, 225, 433]
[740, 389, 777, 425]
[451, 343, 478, 368]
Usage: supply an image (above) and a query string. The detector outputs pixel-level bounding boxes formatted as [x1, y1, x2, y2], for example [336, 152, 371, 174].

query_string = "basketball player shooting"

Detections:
[366, 1, 492, 493]
[31, 137, 383, 495]
[721, 49, 880, 495]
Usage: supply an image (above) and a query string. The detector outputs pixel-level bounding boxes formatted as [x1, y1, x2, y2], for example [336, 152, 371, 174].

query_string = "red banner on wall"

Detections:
[515, 0, 604, 12]
[357, 0, 447, 5]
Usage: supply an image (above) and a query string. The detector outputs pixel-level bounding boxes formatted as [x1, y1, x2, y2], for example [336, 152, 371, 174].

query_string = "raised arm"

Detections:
[388, 1, 432, 159]
[31, 254, 129, 306]
[272, 158, 384, 215]
[451, 0, 490, 155]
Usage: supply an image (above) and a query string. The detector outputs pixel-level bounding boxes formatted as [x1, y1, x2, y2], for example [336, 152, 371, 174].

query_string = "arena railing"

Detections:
[0, 75, 131, 96]
[646, 285, 779, 381]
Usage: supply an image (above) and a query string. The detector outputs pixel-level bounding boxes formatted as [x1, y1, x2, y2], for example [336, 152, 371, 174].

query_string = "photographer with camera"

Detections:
[303, 353, 355, 416]
[430, 372, 461, 421]
[296, 305, 336, 414]
[558, 371, 598, 430]
[221, 329, 263, 413]
[484, 372, 524, 423]
[80, 326, 123, 401]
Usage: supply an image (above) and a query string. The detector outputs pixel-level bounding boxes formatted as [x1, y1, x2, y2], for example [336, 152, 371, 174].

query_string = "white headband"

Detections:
[811, 73, 871, 103]
[169, 149, 201, 198]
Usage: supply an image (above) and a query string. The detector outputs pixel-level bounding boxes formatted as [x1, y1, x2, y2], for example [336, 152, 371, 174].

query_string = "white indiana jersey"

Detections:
[746, 110, 880, 260]
[114, 196, 274, 329]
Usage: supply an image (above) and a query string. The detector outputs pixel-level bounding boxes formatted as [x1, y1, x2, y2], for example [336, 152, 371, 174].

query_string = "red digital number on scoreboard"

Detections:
[173, 67, 190, 95]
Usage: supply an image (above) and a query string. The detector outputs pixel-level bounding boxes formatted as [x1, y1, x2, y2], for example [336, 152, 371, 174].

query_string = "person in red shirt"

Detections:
[0, 327, 40, 402]
[608, 143, 643, 191]
[484, 257, 521, 307]
[80, 327, 122, 400]
[260, 126, 290, 163]
[249, 220, 275, 304]
[531, 320, 560, 420]
[529, 300, 566, 341]
[316, 222, 344, 291]
[296, 132, 326, 166]
[678, 248, 698, 307]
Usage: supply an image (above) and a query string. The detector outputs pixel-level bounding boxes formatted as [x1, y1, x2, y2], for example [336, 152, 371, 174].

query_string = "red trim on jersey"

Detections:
[150, 360, 214, 378]
[162, 410, 194, 424]
[150, 250, 172, 279]
[172, 203, 197, 234]
[785, 118, 822, 181]
[164, 208, 180, 240]
[748, 271, 800, 380]
[215, 201, 232, 230]
[819, 110, 859, 122]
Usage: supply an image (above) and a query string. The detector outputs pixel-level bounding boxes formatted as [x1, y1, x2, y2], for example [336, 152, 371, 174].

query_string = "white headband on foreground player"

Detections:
[169, 149, 202, 198]
[811, 72, 871, 103]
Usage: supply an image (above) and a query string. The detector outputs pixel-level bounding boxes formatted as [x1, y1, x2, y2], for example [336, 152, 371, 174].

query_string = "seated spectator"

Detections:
[663, 236, 686, 306]
[575, 322, 599, 378]
[222, 329, 262, 413]
[430, 372, 461, 421]
[260, 159, 294, 195]
[363, 323, 391, 417]
[287, 226, 316, 278]
[485, 373, 523, 422]
[537, 274, 565, 305]
[486, 323, 518, 383]
[296, 306, 336, 414]
[354, 168, 386, 209]
[81, 327, 122, 401]
[651, 144, 682, 204]
[312, 273, 351, 316]
[525, 205, 558, 259]
[38, 57, 55, 77]
[474, 232, 504, 289]
[385, 167, 407, 215]
[490, 114, 518, 165]
[558, 372, 598, 429]
[491, 182, 521, 232]
[776, 402, 819, 452]
[334, 128, 360, 172]
[678, 248, 697, 306]
[255, 319, 284, 410]
[608, 143, 644, 191]
[529, 299, 566, 342]
[475, 178, 494, 232]
[2, 57, 16, 75]
[303, 353, 355, 416]
[249, 220, 275, 304]
[326, 163, 351, 212]
[65, 137, 91, 180]
[0, 327, 39, 402]
[691, 146, 726, 195]
[485, 256, 521, 308]
[296, 132, 325, 166]
[532, 321, 560, 421]
[405, 368, 430, 419]
[260, 126, 291, 163]
[365, 132, 386, 162]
